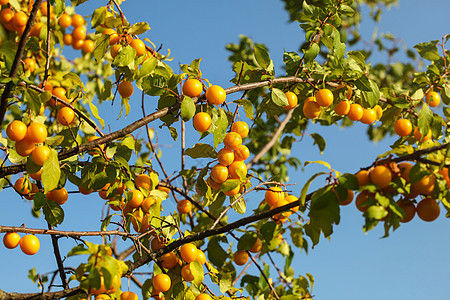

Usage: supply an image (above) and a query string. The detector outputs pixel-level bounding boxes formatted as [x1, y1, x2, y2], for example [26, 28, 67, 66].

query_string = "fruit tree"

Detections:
[0, 0, 449, 299]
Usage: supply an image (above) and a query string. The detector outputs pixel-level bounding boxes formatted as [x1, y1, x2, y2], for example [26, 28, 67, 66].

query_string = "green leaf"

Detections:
[237, 232, 257, 251]
[33, 192, 47, 211]
[169, 126, 178, 141]
[88, 100, 105, 129]
[254, 45, 270, 69]
[43, 199, 65, 226]
[347, 51, 366, 67]
[414, 41, 440, 61]
[332, 28, 345, 59]
[304, 43, 320, 63]
[304, 160, 331, 170]
[233, 99, 254, 120]
[139, 56, 157, 79]
[364, 206, 388, 220]
[219, 274, 233, 294]
[91, 7, 106, 28]
[289, 226, 305, 249]
[113, 45, 136, 67]
[212, 109, 229, 148]
[231, 197, 246, 214]
[128, 22, 151, 35]
[185, 143, 217, 159]
[207, 236, 228, 267]
[190, 261, 204, 286]
[143, 74, 168, 96]
[54, 0, 65, 17]
[272, 88, 289, 107]
[339, 5, 355, 15]
[304, 187, 340, 247]
[339, 173, 359, 190]
[310, 133, 326, 154]
[418, 103, 433, 134]
[42, 149, 61, 194]
[299, 172, 328, 206]
[354, 76, 371, 92]
[94, 34, 110, 62]
[260, 221, 277, 243]
[63, 73, 86, 92]
[67, 244, 90, 257]
[181, 96, 196, 121]
[101, 215, 113, 231]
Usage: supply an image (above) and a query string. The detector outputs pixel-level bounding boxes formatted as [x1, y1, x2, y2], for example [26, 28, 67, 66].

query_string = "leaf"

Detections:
[310, 133, 326, 154]
[332, 28, 345, 59]
[418, 103, 433, 134]
[237, 232, 257, 251]
[254, 45, 270, 69]
[299, 172, 328, 206]
[42, 149, 61, 194]
[139, 56, 157, 79]
[354, 76, 371, 92]
[180, 96, 195, 121]
[129, 22, 151, 35]
[113, 45, 136, 67]
[143, 74, 167, 96]
[231, 197, 246, 214]
[260, 221, 277, 243]
[304, 187, 340, 247]
[219, 274, 233, 294]
[101, 215, 113, 231]
[94, 34, 110, 62]
[347, 51, 366, 67]
[43, 199, 65, 226]
[207, 236, 228, 267]
[289, 226, 305, 249]
[54, 0, 65, 17]
[91, 7, 106, 28]
[67, 244, 90, 257]
[304, 43, 320, 63]
[304, 160, 331, 170]
[339, 5, 355, 15]
[338, 173, 359, 190]
[233, 99, 254, 119]
[190, 261, 204, 286]
[33, 192, 47, 211]
[271, 88, 289, 107]
[64, 73, 86, 92]
[88, 100, 105, 129]
[411, 89, 425, 101]
[414, 41, 440, 61]
[364, 206, 388, 220]
[212, 109, 229, 148]
[185, 143, 217, 159]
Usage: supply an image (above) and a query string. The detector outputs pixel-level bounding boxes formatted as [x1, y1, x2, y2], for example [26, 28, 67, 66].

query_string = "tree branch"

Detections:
[247, 108, 294, 169]
[0, 0, 44, 125]
[0, 226, 131, 237]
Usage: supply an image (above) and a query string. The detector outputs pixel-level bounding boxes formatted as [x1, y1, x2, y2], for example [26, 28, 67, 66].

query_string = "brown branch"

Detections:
[247, 108, 294, 169]
[42, 0, 51, 85]
[0, 287, 83, 300]
[0, 0, 44, 125]
[48, 223, 68, 289]
[0, 226, 131, 237]
[248, 253, 280, 299]
[111, 0, 128, 26]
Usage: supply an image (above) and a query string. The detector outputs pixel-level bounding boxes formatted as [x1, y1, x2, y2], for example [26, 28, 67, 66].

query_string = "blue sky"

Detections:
[1, 0, 450, 299]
